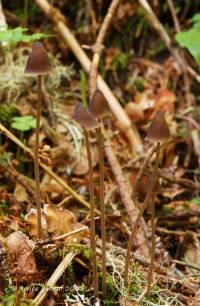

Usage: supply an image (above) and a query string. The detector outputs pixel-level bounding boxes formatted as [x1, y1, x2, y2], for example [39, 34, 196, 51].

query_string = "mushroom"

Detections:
[25, 42, 51, 239]
[72, 102, 99, 298]
[124, 112, 171, 291]
[89, 89, 111, 119]
[145, 111, 171, 294]
[89, 89, 111, 298]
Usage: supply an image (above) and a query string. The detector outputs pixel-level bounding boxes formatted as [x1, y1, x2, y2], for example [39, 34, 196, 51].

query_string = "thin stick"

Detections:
[147, 198, 156, 293]
[96, 125, 107, 298]
[37, 226, 88, 246]
[147, 142, 160, 293]
[171, 259, 200, 272]
[89, 0, 121, 98]
[84, 129, 98, 299]
[35, 75, 42, 239]
[124, 142, 160, 286]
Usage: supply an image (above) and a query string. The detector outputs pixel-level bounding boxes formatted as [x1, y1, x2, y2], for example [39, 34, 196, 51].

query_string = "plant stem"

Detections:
[146, 196, 155, 293]
[35, 75, 42, 239]
[96, 124, 107, 298]
[146, 142, 160, 293]
[83, 129, 98, 299]
[124, 142, 160, 287]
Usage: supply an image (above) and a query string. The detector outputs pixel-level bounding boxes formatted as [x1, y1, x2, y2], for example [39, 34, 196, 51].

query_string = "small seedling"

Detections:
[72, 102, 100, 299]
[11, 115, 36, 132]
[89, 89, 111, 299]
[124, 112, 171, 292]
[25, 41, 51, 239]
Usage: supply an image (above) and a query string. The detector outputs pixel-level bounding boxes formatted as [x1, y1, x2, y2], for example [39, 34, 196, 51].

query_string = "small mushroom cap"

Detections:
[25, 42, 51, 75]
[72, 103, 100, 130]
[89, 89, 111, 119]
[146, 112, 171, 143]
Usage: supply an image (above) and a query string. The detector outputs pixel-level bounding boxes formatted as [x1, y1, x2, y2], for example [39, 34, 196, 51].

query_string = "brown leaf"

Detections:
[72, 144, 99, 176]
[41, 174, 66, 203]
[188, 288, 200, 305]
[6, 231, 38, 283]
[155, 88, 176, 114]
[14, 183, 29, 203]
[182, 233, 200, 273]
[25, 208, 48, 240]
[44, 204, 88, 243]
[25, 205, 88, 243]
[125, 102, 144, 122]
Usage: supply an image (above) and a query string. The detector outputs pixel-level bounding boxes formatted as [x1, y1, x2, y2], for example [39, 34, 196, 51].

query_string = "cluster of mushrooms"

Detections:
[24, 42, 171, 300]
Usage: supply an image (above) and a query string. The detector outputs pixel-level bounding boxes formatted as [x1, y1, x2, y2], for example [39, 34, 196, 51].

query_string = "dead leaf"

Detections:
[44, 204, 88, 243]
[25, 208, 48, 239]
[182, 232, 200, 274]
[25, 205, 88, 243]
[6, 231, 38, 283]
[161, 187, 185, 199]
[188, 288, 200, 305]
[41, 174, 66, 203]
[125, 102, 144, 122]
[14, 183, 29, 203]
[155, 89, 176, 114]
[72, 144, 99, 176]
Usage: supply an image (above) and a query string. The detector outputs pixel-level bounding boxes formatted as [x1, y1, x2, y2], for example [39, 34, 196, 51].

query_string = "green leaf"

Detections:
[11, 115, 36, 131]
[176, 28, 200, 65]
[189, 197, 200, 206]
[190, 13, 200, 28]
[0, 27, 49, 44]
[12, 115, 34, 122]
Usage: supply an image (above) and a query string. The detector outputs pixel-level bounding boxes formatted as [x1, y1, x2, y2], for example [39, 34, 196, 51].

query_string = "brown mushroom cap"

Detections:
[89, 89, 111, 119]
[25, 42, 51, 75]
[72, 103, 100, 130]
[146, 112, 171, 143]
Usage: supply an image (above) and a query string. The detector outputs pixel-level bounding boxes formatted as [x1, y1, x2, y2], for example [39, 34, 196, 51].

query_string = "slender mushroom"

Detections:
[124, 112, 171, 290]
[25, 42, 51, 239]
[145, 111, 171, 294]
[89, 89, 111, 298]
[72, 102, 100, 299]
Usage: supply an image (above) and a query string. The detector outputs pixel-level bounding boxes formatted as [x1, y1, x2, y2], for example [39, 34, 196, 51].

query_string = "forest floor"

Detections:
[1, 1, 200, 305]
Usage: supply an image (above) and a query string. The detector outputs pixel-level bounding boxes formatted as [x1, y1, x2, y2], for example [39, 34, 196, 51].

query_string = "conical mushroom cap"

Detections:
[72, 103, 100, 130]
[146, 112, 171, 143]
[89, 89, 111, 119]
[25, 42, 51, 75]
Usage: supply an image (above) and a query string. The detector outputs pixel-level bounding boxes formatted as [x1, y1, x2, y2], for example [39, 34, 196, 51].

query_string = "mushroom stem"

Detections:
[96, 124, 107, 298]
[83, 129, 98, 299]
[124, 142, 160, 287]
[146, 141, 160, 294]
[35, 74, 42, 239]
